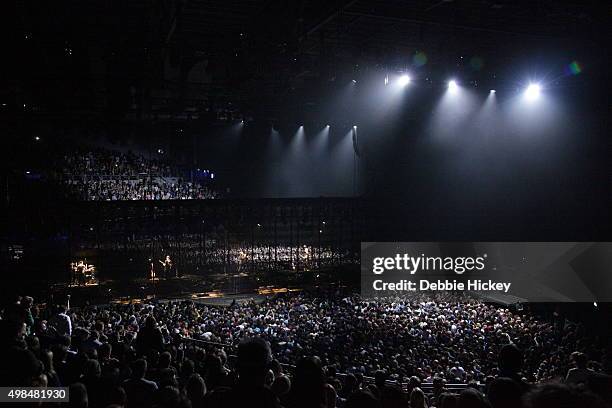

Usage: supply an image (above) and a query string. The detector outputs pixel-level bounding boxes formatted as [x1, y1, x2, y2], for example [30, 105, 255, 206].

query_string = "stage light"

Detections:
[398, 74, 411, 87]
[490, 89, 496, 94]
[448, 80, 458, 91]
[352, 79, 357, 83]
[326, 124, 330, 128]
[34, 136, 40, 141]
[524, 83, 541, 100]
[353, 125, 357, 129]
[384, 75, 389, 85]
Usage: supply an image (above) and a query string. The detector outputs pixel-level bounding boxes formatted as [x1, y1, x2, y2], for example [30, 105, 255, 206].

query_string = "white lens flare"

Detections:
[398, 75, 411, 87]
[524, 83, 541, 100]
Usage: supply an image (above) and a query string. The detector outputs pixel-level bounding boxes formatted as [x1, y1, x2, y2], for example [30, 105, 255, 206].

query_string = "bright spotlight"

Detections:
[524, 83, 541, 100]
[490, 89, 496, 94]
[448, 80, 458, 91]
[398, 74, 411, 87]
[353, 125, 357, 129]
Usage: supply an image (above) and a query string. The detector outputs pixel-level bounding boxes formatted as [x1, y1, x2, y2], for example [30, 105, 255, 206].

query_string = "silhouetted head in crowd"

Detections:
[374, 370, 388, 389]
[145, 315, 157, 329]
[440, 393, 459, 408]
[181, 358, 195, 379]
[185, 373, 206, 405]
[498, 344, 523, 377]
[155, 385, 183, 408]
[326, 365, 337, 378]
[68, 383, 88, 408]
[294, 356, 325, 388]
[159, 367, 179, 388]
[103, 386, 127, 408]
[571, 352, 588, 370]
[342, 373, 358, 397]
[408, 376, 422, 391]
[159, 351, 172, 369]
[523, 383, 608, 408]
[26, 335, 41, 353]
[346, 390, 380, 408]
[457, 388, 491, 408]
[270, 359, 282, 378]
[4, 347, 44, 386]
[288, 356, 326, 406]
[410, 387, 428, 408]
[487, 377, 523, 408]
[0, 319, 27, 349]
[98, 342, 112, 360]
[131, 359, 148, 379]
[383, 385, 408, 408]
[271, 375, 291, 397]
[22, 296, 34, 309]
[83, 359, 101, 379]
[324, 383, 337, 408]
[235, 337, 272, 386]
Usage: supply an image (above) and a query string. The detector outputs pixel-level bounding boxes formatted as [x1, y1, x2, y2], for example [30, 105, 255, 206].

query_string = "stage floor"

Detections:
[48, 274, 300, 307]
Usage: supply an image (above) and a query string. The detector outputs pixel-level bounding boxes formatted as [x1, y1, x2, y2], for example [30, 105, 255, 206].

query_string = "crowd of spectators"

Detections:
[63, 179, 217, 201]
[56, 148, 218, 201]
[1, 292, 610, 408]
[60, 150, 176, 178]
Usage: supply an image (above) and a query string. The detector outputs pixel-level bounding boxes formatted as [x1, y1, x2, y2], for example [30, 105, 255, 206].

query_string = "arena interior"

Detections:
[3, 1, 612, 407]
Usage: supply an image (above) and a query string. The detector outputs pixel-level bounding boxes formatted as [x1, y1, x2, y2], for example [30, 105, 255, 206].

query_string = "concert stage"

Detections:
[47, 272, 306, 308]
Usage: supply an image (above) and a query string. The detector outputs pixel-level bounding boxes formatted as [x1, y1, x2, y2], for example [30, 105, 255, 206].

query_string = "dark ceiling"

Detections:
[14, 0, 609, 121]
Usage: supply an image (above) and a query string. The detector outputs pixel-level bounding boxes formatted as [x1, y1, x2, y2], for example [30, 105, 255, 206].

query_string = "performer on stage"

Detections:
[70, 260, 97, 286]
[237, 249, 247, 272]
[149, 258, 156, 280]
[159, 255, 173, 279]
